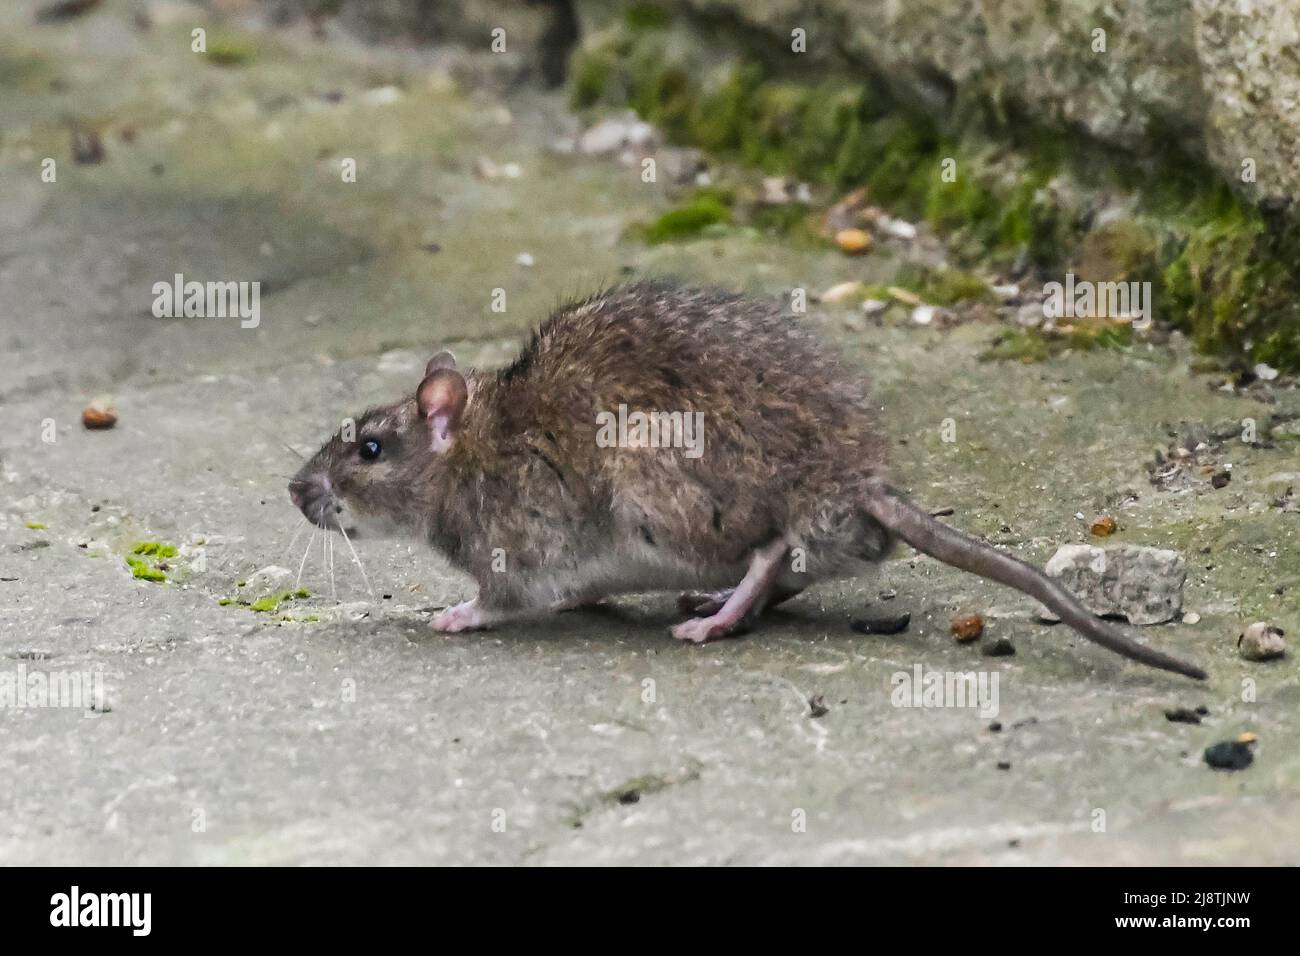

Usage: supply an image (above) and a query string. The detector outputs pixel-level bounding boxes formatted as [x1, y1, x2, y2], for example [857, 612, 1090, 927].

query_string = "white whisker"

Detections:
[297, 524, 319, 590]
[337, 523, 374, 600]
[327, 531, 337, 602]
[284, 517, 309, 557]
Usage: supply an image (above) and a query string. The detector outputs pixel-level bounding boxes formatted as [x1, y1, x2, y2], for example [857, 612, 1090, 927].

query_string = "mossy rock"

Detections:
[568, 10, 1300, 371]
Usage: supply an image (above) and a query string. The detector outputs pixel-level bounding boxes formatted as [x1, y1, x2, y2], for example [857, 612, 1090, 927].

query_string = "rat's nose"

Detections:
[288, 478, 312, 509]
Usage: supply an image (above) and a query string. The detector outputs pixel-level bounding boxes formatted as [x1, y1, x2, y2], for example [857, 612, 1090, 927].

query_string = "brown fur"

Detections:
[294, 280, 893, 611]
[290, 280, 1205, 678]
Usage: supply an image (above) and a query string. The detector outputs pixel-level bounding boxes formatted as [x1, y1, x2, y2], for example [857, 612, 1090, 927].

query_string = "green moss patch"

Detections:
[638, 189, 732, 243]
[249, 588, 311, 613]
[126, 556, 167, 582]
[893, 264, 993, 306]
[123, 541, 179, 582]
[569, 14, 1300, 370]
[205, 34, 257, 67]
[131, 541, 178, 558]
[982, 321, 1133, 363]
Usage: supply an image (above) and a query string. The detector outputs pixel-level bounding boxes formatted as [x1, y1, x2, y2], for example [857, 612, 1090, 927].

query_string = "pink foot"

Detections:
[671, 614, 746, 643]
[431, 599, 492, 634]
[669, 538, 789, 644]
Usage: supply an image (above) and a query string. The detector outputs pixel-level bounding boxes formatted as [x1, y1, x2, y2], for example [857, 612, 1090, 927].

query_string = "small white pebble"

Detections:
[515, 252, 535, 267]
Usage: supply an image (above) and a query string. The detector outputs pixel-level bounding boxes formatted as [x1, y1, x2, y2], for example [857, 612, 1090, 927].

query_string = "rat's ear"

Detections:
[425, 350, 457, 377]
[416, 368, 468, 453]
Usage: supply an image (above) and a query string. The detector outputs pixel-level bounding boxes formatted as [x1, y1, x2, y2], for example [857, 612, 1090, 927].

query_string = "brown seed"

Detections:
[1089, 515, 1117, 536]
[1236, 732, 1258, 745]
[834, 228, 872, 255]
[81, 401, 117, 430]
[886, 286, 922, 306]
[951, 614, 985, 642]
[70, 126, 104, 164]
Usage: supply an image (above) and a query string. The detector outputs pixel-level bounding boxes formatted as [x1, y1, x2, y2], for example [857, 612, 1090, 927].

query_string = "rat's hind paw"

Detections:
[431, 600, 493, 634]
[671, 616, 749, 643]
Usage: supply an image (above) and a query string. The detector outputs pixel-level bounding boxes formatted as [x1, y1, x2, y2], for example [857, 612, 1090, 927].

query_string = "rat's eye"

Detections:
[359, 439, 382, 462]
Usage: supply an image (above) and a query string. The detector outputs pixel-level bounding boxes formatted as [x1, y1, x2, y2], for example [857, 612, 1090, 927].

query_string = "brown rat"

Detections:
[289, 280, 1205, 680]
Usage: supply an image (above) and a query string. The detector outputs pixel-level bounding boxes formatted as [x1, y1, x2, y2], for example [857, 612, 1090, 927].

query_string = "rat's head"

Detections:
[288, 351, 468, 536]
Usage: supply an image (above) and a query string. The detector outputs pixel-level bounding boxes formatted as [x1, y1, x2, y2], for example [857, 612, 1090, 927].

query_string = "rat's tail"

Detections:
[861, 479, 1206, 680]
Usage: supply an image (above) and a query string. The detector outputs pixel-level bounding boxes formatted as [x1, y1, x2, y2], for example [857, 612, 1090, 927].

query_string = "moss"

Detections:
[250, 588, 312, 613]
[131, 542, 178, 558]
[570, 13, 1300, 370]
[638, 190, 732, 243]
[24, 522, 46, 530]
[250, 593, 285, 613]
[1076, 218, 1160, 284]
[205, 34, 257, 67]
[1066, 320, 1133, 352]
[894, 264, 993, 306]
[1160, 202, 1300, 370]
[126, 556, 166, 583]
[981, 321, 1132, 363]
[569, 46, 616, 109]
[625, 3, 673, 31]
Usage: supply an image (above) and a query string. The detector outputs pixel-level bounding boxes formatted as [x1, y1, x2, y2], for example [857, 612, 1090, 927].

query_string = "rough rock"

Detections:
[592, 0, 1300, 208]
[1043, 544, 1185, 625]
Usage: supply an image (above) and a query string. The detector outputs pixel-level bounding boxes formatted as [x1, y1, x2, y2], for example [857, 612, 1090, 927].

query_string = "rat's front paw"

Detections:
[432, 600, 492, 634]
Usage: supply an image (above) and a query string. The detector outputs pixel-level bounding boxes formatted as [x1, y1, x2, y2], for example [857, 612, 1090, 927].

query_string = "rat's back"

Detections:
[471, 280, 892, 572]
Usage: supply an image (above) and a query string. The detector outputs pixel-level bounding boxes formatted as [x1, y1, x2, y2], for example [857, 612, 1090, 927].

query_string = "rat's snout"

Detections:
[288, 474, 339, 528]
[287, 478, 311, 509]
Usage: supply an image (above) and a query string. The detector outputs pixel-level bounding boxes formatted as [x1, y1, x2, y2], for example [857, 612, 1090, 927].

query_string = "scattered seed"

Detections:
[1204, 740, 1253, 771]
[70, 126, 104, 164]
[81, 400, 117, 429]
[886, 286, 922, 307]
[1210, 470, 1231, 489]
[1164, 707, 1202, 725]
[808, 694, 829, 718]
[834, 228, 872, 255]
[996, 760, 1012, 771]
[982, 637, 1016, 657]
[951, 614, 984, 642]
[1089, 515, 1117, 536]
[850, 611, 910, 635]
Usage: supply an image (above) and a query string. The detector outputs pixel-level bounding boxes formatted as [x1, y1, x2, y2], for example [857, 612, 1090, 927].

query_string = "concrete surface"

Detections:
[1, 0, 1298, 865]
